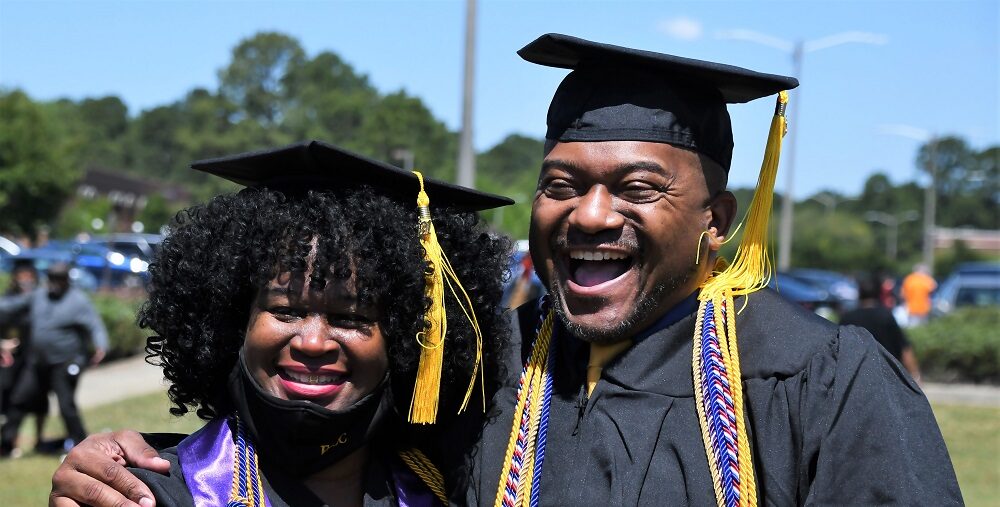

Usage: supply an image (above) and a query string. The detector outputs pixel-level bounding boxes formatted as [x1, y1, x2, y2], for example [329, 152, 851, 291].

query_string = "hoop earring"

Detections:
[694, 230, 710, 265]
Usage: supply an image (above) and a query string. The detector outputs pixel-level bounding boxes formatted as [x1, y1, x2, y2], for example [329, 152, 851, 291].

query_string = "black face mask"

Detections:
[228, 353, 391, 477]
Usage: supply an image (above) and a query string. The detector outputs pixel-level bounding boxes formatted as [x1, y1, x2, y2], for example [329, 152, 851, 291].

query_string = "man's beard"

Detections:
[549, 263, 697, 344]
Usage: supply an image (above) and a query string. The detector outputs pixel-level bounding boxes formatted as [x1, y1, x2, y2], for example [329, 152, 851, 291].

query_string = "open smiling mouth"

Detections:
[567, 250, 635, 287]
[281, 370, 345, 386]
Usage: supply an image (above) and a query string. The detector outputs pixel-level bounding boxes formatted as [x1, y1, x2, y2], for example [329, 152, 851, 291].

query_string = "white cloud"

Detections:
[658, 17, 703, 41]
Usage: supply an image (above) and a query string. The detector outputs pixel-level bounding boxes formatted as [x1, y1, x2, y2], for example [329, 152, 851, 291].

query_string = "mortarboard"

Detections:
[191, 140, 513, 211]
[518, 33, 799, 171]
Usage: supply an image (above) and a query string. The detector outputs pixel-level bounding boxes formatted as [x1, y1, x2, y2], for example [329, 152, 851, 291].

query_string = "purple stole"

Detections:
[177, 418, 438, 507]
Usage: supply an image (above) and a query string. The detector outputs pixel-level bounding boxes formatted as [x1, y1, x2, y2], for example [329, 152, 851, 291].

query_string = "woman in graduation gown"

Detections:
[114, 140, 512, 507]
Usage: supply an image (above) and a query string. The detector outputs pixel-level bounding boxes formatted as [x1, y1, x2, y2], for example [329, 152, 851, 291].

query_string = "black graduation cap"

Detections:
[191, 140, 512, 211]
[518, 33, 799, 171]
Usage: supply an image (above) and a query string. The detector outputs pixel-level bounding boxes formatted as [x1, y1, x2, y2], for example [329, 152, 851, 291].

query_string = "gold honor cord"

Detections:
[409, 171, 485, 424]
[398, 448, 449, 505]
[693, 91, 789, 507]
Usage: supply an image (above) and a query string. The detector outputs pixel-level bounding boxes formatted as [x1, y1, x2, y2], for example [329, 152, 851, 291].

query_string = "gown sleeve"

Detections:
[128, 447, 196, 507]
[801, 326, 963, 506]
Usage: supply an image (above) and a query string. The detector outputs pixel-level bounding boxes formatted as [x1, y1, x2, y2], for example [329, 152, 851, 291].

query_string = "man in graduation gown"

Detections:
[48, 34, 962, 507]
[470, 34, 961, 506]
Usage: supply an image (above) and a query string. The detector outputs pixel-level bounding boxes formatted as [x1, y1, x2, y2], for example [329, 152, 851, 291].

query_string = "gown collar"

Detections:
[551, 291, 702, 398]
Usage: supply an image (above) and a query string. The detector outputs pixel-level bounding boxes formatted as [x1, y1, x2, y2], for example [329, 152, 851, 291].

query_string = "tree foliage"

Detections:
[218, 32, 306, 126]
[476, 134, 544, 239]
[0, 90, 79, 235]
[2, 30, 995, 273]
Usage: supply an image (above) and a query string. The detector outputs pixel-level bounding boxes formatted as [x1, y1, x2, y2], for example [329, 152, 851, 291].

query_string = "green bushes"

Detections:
[910, 308, 1000, 384]
[90, 294, 147, 360]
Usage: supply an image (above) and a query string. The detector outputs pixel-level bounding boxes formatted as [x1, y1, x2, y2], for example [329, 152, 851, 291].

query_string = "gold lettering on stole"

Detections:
[319, 433, 350, 455]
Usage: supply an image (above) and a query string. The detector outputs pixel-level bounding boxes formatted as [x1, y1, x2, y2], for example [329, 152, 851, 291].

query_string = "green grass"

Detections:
[0, 397, 996, 506]
[934, 404, 1000, 505]
[0, 390, 202, 506]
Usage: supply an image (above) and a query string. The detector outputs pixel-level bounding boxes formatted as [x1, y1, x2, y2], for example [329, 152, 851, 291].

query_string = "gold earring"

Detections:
[695, 230, 711, 265]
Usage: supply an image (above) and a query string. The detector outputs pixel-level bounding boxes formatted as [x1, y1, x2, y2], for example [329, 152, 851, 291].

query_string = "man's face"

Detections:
[46, 273, 70, 298]
[529, 140, 731, 343]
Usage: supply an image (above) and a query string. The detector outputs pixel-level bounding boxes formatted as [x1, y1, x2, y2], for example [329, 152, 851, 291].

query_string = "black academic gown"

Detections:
[130, 436, 399, 507]
[471, 289, 962, 506]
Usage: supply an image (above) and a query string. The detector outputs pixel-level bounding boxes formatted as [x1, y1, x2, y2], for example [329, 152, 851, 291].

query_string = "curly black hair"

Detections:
[140, 185, 511, 435]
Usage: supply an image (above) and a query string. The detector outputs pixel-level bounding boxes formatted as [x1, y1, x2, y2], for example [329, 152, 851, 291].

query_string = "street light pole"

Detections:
[456, 0, 477, 188]
[717, 29, 887, 271]
[865, 210, 919, 262]
[922, 138, 938, 275]
[878, 124, 939, 276]
[777, 40, 803, 271]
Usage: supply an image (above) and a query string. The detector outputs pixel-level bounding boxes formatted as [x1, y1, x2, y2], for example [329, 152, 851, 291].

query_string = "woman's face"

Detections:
[243, 269, 388, 412]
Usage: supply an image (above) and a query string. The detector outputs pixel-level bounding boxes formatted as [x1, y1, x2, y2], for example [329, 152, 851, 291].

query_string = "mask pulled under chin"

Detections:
[228, 353, 391, 477]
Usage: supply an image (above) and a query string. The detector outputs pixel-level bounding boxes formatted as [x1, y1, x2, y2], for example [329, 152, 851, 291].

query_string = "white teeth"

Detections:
[569, 250, 629, 261]
[286, 370, 340, 385]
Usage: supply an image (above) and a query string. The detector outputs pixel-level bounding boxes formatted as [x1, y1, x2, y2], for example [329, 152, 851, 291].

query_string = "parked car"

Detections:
[785, 268, 859, 311]
[0, 247, 101, 291]
[769, 272, 840, 319]
[2, 240, 145, 290]
[0, 235, 23, 265]
[89, 233, 162, 265]
[932, 262, 1000, 316]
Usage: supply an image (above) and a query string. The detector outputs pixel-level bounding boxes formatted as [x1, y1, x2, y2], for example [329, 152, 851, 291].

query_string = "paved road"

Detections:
[76, 355, 167, 409]
[72, 355, 1000, 409]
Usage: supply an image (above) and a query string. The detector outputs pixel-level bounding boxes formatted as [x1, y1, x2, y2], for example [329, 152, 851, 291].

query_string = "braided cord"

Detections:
[693, 292, 757, 507]
[397, 448, 448, 505]
[228, 418, 267, 507]
[494, 299, 554, 507]
[692, 302, 725, 506]
[723, 293, 757, 507]
[702, 300, 741, 506]
[528, 348, 554, 507]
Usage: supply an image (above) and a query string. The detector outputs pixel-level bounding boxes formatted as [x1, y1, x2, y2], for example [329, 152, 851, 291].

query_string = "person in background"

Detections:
[0, 262, 108, 456]
[900, 263, 937, 326]
[0, 260, 49, 449]
[842, 275, 922, 383]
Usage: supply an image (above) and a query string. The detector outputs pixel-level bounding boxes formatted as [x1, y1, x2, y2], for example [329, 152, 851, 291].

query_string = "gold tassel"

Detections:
[700, 91, 789, 302]
[408, 171, 485, 424]
[693, 91, 788, 507]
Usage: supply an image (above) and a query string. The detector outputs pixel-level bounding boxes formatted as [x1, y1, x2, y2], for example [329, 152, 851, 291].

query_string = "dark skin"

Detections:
[531, 140, 736, 343]
[48, 140, 737, 506]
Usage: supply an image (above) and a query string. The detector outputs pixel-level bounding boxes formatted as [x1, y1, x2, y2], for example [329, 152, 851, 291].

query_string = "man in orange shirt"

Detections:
[901, 264, 937, 325]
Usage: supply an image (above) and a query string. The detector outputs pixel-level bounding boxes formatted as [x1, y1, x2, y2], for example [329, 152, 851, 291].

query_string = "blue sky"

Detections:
[1, 0, 996, 197]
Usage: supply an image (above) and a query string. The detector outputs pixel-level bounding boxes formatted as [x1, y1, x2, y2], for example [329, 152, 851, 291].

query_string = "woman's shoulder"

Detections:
[127, 444, 195, 507]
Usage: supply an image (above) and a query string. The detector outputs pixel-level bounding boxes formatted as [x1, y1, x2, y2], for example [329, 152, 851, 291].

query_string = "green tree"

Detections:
[136, 194, 183, 234]
[791, 207, 877, 271]
[0, 90, 79, 235]
[282, 52, 378, 144]
[918, 137, 999, 230]
[53, 195, 113, 238]
[476, 134, 545, 238]
[219, 32, 306, 126]
[126, 102, 188, 180]
[351, 91, 457, 181]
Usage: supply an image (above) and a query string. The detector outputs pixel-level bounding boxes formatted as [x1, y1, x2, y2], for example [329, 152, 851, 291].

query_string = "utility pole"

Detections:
[718, 29, 888, 271]
[777, 41, 803, 272]
[865, 210, 919, 262]
[922, 138, 938, 275]
[456, 0, 477, 188]
[879, 124, 939, 275]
